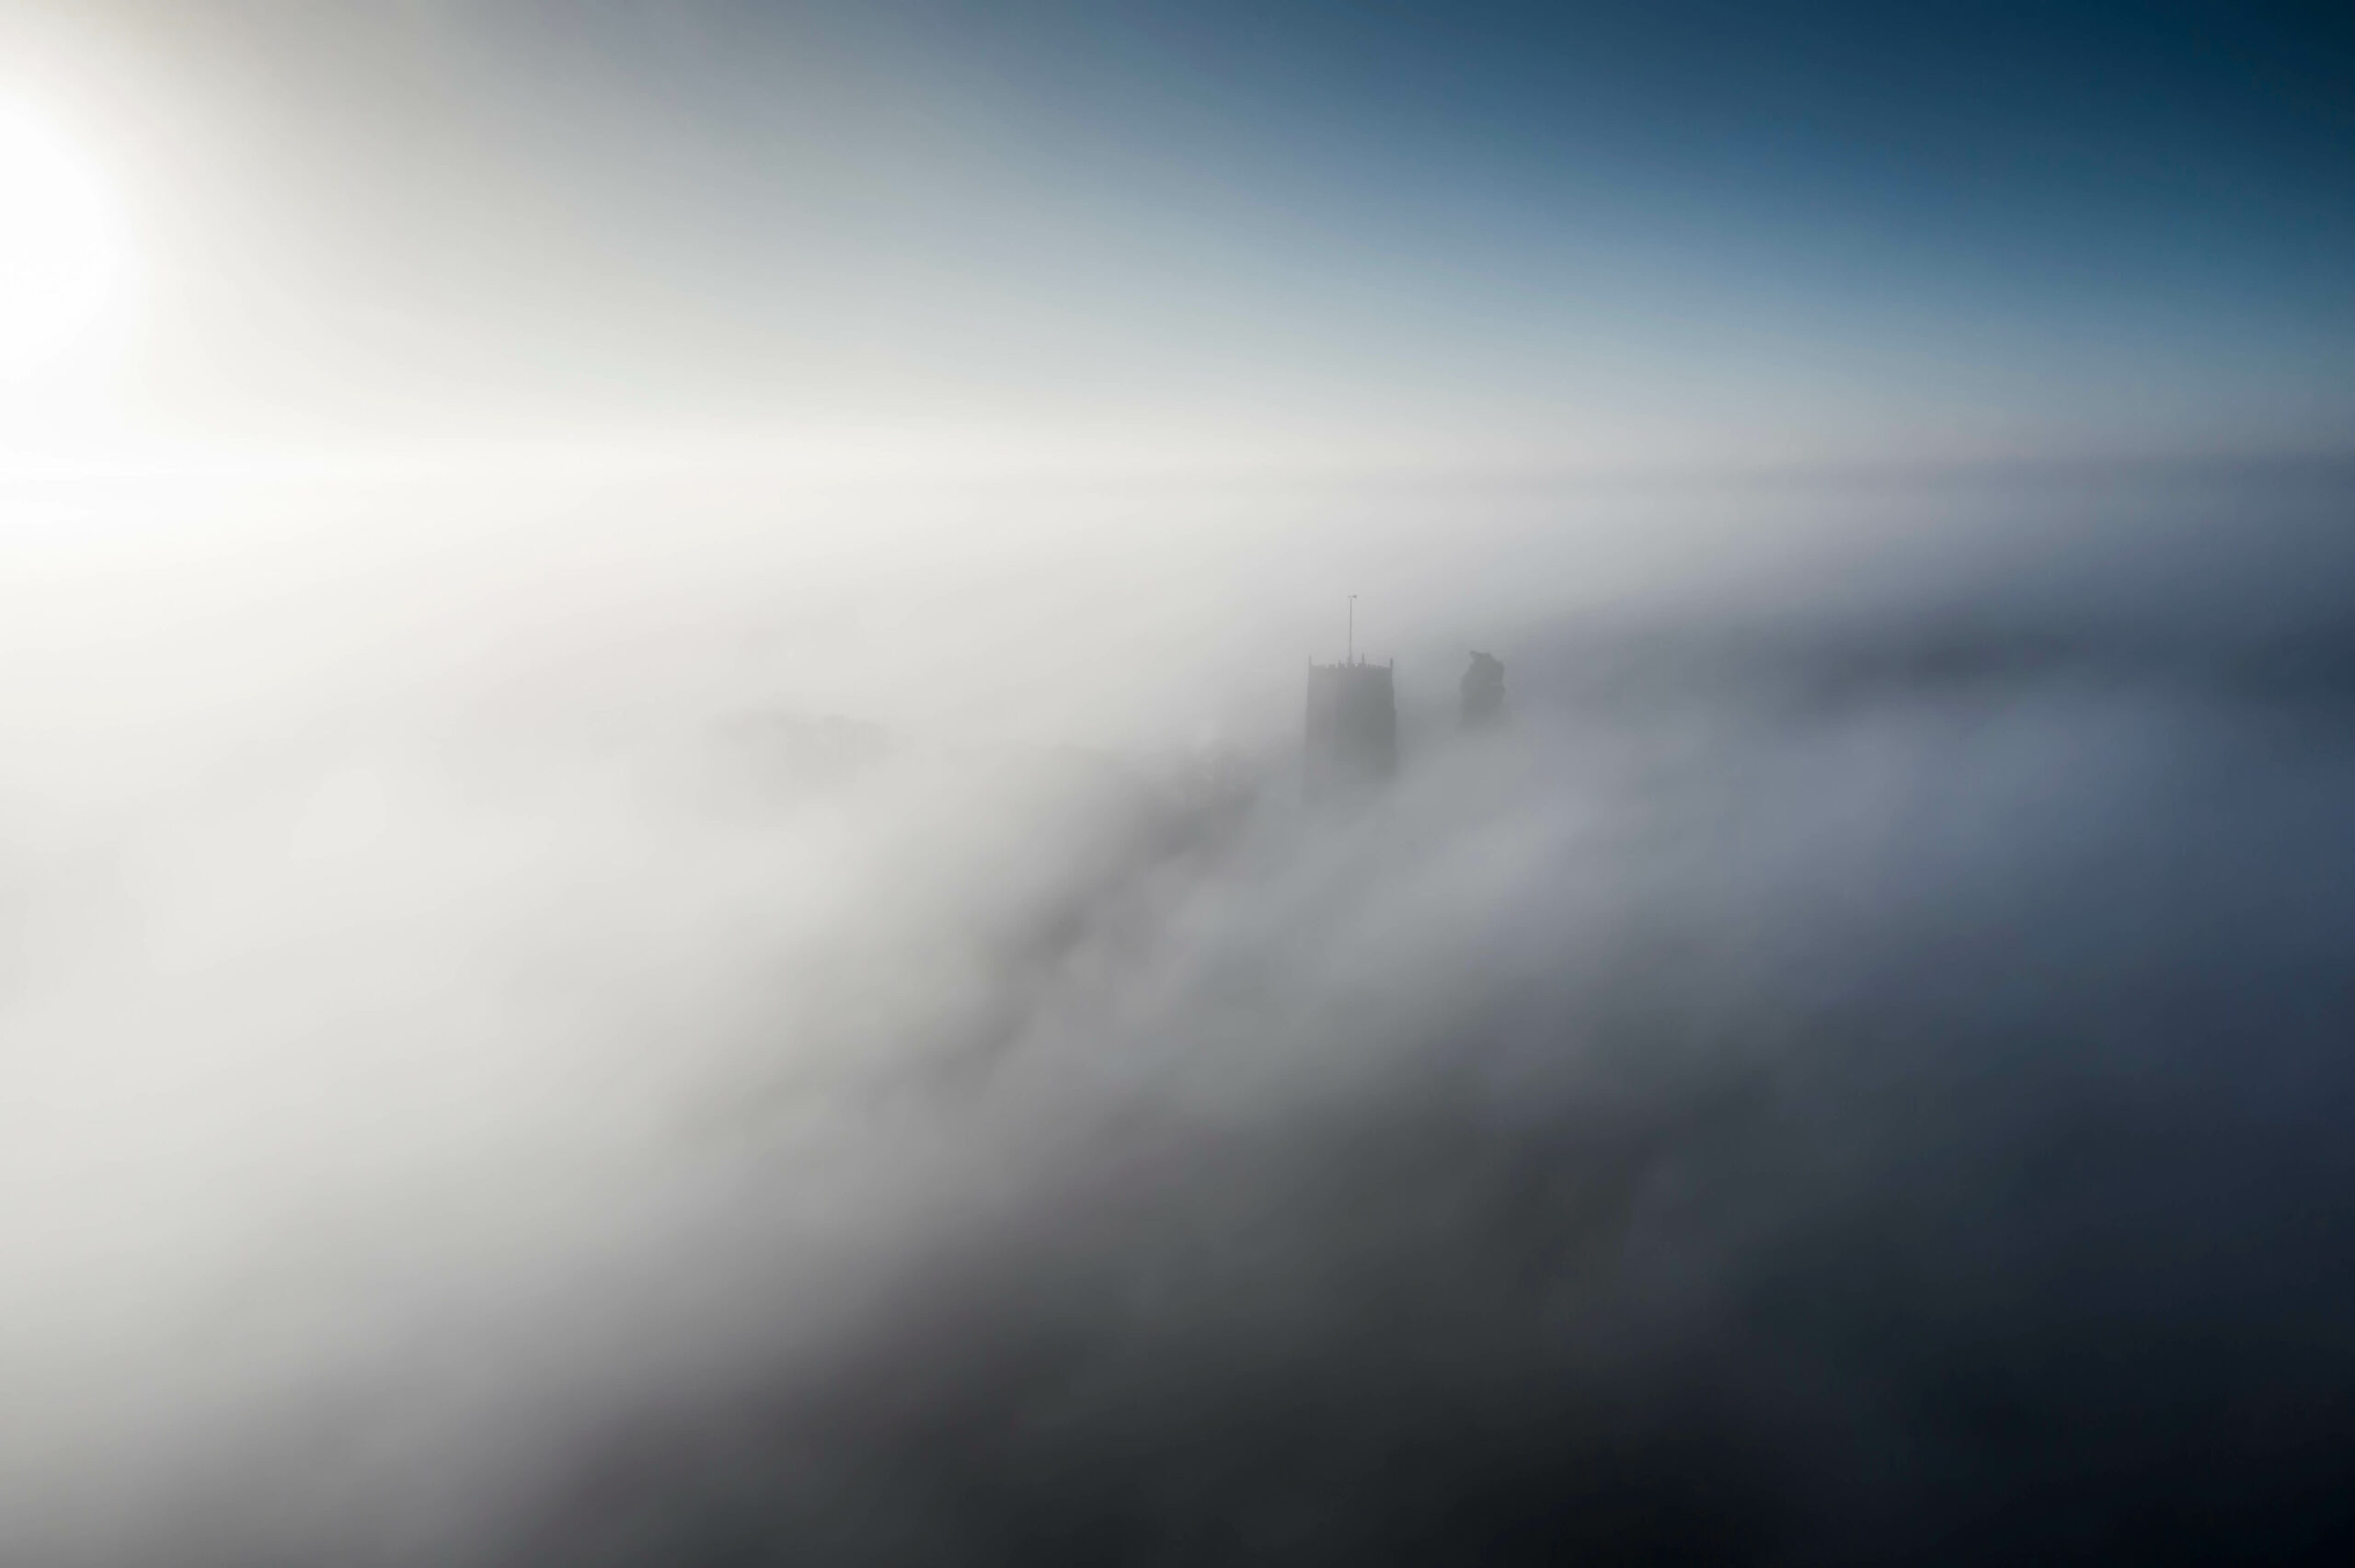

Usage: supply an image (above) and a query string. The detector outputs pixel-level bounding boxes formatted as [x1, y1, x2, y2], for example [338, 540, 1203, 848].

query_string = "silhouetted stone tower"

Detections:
[1305, 597, 1397, 799]
[1305, 658, 1396, 798]
[1460, 650, 1505, 729]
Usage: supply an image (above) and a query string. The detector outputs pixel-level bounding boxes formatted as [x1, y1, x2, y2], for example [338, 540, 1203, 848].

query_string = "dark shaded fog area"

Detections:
[4, 464, 2354, 1564]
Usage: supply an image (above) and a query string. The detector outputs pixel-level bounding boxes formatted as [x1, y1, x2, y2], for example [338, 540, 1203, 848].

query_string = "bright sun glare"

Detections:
[0, 97, 130, 383]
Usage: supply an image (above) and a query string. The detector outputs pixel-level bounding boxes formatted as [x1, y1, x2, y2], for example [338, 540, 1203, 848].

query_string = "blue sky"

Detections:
[15, 1, 2354, 465]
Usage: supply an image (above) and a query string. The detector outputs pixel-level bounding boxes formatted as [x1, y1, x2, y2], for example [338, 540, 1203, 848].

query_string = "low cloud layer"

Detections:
[5, 465, 2353, 1563]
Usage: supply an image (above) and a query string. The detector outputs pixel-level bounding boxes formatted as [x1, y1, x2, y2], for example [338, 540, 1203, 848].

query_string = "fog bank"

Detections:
[4, 463, 2353, 1563]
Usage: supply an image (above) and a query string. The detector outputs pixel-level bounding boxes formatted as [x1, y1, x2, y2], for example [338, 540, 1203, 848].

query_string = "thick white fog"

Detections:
[7, 0, 2354, 1554]
[5, 464, 2354, 1563]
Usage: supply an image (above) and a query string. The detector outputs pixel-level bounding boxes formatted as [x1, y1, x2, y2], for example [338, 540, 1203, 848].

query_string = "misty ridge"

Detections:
[4, 464, 2355, 1564]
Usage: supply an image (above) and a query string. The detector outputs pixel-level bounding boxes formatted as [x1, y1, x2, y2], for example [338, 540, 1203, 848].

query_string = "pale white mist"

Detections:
[5, 465, 2350, 1564]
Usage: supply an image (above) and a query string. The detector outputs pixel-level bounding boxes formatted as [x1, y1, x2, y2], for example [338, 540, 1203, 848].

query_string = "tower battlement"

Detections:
[1460, 651, 1505, 729]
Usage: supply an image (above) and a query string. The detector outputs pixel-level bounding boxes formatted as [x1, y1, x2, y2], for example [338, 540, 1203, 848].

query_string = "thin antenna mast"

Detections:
[1347, 595, 1357, 664]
